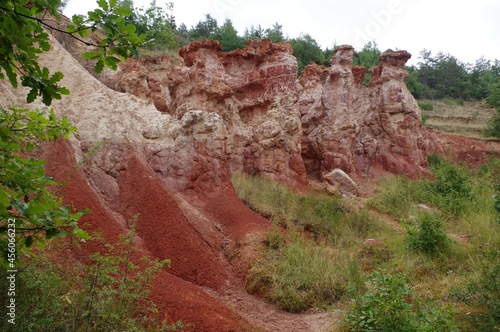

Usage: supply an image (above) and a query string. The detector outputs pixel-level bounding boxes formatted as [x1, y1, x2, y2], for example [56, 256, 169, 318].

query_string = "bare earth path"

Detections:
[204, 286, 341, 332]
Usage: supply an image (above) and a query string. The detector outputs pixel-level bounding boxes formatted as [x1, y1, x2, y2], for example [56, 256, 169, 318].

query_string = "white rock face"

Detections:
[96, 39, 309, 188]
[323, 169, 359, 196]
[0, 34, 232, 197]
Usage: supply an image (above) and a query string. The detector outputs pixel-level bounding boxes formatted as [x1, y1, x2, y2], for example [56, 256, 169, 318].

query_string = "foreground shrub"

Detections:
[452, 253, 500, 331]
[344, 272, 458, 332]
[0, 227, 184, 332]
[406, 213, 451, 255]
[428, 155, 472, 218]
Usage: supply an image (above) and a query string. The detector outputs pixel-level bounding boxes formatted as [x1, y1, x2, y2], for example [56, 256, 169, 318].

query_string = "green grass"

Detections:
[246, 229, 360, 312]
[232, 158, 500, 330]
[232, 173, 377, 243]
[368, 175, 430, 220]
[366, 156, 500, 331]
[343, 271, 458, 332]
[370, 155, 497, 221]
[233, 173, 374, 311]
[416, 99, 496, 139]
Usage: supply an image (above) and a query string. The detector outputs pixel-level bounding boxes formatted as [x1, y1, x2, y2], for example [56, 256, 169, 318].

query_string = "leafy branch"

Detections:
[0, 107, 90, 265]
[0, 0, 144, 106]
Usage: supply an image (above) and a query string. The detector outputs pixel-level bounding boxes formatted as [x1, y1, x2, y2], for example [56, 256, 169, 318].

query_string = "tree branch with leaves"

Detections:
[0, 0, 144, 265]
[0, 0, 144, 106]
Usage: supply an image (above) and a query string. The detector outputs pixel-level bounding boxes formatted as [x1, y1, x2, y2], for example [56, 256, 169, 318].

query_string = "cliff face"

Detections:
[298, 46, 429, 180]
[104, 41, 429, 186]
[174, 39, 307, 187]
[0, 34, 266, 331]
[100, 39, 307, 189]
[0, 35, 432, 331]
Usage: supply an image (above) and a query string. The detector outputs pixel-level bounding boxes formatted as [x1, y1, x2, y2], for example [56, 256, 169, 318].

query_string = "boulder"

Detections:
[323, 169, 359, 196]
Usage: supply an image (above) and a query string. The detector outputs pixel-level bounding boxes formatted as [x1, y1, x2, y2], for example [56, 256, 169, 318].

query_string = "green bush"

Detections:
[451, 254, 500, 331]
[429, 159, 472, 218]
[485, 109, 500, 138]
[418, 102, 434, 111]
[406, 213, 451, 255]
[344, 272, 458, 332]
[485, 83, 500, 138]
[427, 153, 442, 168]
[422, 112, 429, 125]
[0, 228, 183, 332]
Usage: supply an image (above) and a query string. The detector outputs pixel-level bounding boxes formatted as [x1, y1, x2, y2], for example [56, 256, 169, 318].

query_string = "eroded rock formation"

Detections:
[99, 39, 307, 189]
[106, 41, 429, 187]
[298, 45, 429, 181]
[0, 33, 435, 331]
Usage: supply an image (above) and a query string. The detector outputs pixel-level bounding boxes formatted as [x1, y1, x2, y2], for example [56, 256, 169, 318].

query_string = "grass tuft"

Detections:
[246, 230, 357, 312]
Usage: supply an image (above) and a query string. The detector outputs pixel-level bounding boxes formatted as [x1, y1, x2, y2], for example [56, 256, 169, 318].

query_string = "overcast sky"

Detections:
[64, 0, 500, 66]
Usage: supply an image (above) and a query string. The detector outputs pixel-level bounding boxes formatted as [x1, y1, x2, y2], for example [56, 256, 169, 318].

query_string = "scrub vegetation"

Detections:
[232, 154, 500, 331]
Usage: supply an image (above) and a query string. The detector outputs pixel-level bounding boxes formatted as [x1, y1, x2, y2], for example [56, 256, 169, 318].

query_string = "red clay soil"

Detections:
[203, 189, 270, 241]
[152, 270, 254, 331]
[427, 130, 500, 168]
[42, 139, 255, 331]
[200, 187, 271, 281]
[117, 155, 227, 290]
[43, 139, 124, 244]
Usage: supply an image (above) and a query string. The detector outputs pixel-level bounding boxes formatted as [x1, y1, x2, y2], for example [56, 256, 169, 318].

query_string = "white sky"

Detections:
[64, 0, 500, 66]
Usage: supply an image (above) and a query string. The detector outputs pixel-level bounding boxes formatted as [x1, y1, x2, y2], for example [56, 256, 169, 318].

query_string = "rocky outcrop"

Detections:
[0, 32, 437, 329]
[98, 39, 307, 188]
[323, 169, 359, 196]
[171, 39, 307, 188]
[98, 41, 429, 187]
[298, 45, 429, 181]
[218, 40, 306, 187]
[366, 49, 429, 176]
